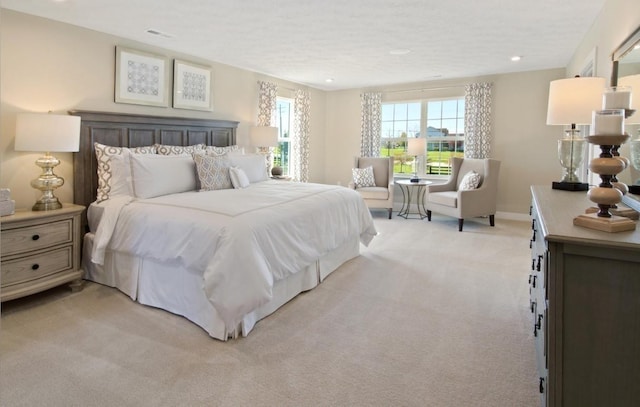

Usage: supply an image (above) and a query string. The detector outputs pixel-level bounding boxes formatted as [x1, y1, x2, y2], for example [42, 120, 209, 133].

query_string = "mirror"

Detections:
[612, 26, 640, 86]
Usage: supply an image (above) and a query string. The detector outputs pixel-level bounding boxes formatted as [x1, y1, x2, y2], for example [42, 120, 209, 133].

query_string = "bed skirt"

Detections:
[82, 233, 360, 340]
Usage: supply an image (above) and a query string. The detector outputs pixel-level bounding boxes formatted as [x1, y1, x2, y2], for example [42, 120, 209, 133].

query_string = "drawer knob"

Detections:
[539, 377, 545, 393]
[32, 234, 40, 241]
[31, 264, 40, 270]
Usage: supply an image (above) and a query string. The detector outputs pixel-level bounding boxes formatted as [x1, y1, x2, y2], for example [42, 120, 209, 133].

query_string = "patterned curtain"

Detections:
[257, 81, 278, 126]
[464, 82, 493, 158]
[360, 92, 382, 157]
[292, 89, 311, 182]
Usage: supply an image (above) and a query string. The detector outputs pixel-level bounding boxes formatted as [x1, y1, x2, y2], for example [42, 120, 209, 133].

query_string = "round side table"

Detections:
[397, 179, 432, 219]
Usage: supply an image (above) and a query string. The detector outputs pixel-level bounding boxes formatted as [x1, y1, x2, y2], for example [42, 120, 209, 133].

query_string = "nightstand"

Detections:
[1, 204, 85, 302]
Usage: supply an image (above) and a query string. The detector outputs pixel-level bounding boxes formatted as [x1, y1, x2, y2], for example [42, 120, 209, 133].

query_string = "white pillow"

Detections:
[193, 153, 232, 191]
[352, 166, 376, 187]
[94, 142, 156, 202]
[129, 154, 197, 198]
[459, 170, 482, 190]
[229, 166, 250, 189]
[229, 154, 269, 183]
[109, 154, 133, 197]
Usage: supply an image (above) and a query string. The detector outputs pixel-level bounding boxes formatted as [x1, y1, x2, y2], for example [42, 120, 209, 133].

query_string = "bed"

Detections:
[71, 111, 376, 340]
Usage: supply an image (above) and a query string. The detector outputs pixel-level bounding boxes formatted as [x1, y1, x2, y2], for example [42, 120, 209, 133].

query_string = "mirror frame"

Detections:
[611, 26, 640, 86]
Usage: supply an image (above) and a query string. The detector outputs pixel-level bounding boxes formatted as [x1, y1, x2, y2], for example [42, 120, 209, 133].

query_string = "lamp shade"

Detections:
[546, 77, 606, 125]
[15, 113, 81, 152]
[618, 74, 640, 124]
[407, 137, 426, 156]
[249, 126, 278, 147]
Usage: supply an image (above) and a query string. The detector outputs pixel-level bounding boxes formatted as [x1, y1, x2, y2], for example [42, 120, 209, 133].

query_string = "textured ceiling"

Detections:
[1, 0, 606, 90]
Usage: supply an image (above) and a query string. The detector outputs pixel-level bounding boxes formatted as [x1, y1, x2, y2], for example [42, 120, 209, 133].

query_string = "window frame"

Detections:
[275, 96, 294, 176]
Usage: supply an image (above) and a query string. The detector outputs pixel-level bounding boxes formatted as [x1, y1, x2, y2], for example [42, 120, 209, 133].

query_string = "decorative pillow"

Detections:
[94, 142, 156, 202]
[459, 170, 482, 190]
[352, 166, 376, 188]
[129, 154, 198, 198]
[204, 145, 243, 156]
[155, 143, 205, 155]
[228, 154, 269, 183]
[229, 166, 250, 189]
[193, 153, 232, 191]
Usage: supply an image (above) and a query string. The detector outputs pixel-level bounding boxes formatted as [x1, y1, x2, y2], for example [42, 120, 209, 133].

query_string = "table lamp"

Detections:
[250, 126, 279, 175]
[546, 76, 606, 191]
[407, 137, 426, 182]
[618, 74, 640, 194]
[15, 113, 81, 211]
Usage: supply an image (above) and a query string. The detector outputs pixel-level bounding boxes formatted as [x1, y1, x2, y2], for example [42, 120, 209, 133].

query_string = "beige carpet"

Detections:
[0, 212, 539, 407]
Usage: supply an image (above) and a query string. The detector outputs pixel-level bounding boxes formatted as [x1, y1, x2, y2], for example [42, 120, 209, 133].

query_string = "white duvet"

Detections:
[91, 180, 377, 328]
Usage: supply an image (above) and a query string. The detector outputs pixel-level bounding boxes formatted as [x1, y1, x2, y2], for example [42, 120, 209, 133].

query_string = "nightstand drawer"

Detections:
[1, 219, 73, 256]
[1, 246, 73, 286]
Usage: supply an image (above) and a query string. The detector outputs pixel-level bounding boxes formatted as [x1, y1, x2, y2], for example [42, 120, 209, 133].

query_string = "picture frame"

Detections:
[115, 46, 170, 107]
[173, 59, 213, 111]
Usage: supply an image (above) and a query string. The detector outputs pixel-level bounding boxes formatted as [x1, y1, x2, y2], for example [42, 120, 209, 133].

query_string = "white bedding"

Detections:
[90, 180, 377, 330]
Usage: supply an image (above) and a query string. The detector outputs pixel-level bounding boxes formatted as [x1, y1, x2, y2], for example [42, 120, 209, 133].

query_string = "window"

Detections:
[275, 97, 293, 175]
[381, 98, 465, 176]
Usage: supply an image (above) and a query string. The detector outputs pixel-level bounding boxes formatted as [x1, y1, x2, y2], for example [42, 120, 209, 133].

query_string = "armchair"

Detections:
[349, 157, 394, 219]
[424, 157, 500, 231]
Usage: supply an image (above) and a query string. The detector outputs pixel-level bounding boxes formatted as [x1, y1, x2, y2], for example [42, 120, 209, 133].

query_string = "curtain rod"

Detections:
[382, 84, 466, 94]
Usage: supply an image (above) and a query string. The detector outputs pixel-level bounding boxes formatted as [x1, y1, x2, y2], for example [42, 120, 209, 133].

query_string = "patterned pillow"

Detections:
[193, 153, 232, 190]
[94, 142, 156, 202]
[155, 144, 205, 155]
[204, 145, 243, 156]
[459, 170, 482, 190]
[352, 166, 376, 188]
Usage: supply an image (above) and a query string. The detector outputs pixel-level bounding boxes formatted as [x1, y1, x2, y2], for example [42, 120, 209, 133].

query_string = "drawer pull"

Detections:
[530, 300, 536, 313]
[32, 234, 40, 241]
[532, 275, 537, 288]
[536, 314, 543, 330]
[531, 259, 535, 271]
[31, 264, 40, 270]
[536, 255, 543, 271]
[539, 377, 545, 393]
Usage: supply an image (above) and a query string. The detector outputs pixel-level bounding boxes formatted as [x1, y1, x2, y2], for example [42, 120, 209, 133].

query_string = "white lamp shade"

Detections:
[249, 126, 279, 147]
[546, 77, 606, 125]
[15, 113, 81, 152]
[407, 137, 426, 155]
[618, 74, 640, 124]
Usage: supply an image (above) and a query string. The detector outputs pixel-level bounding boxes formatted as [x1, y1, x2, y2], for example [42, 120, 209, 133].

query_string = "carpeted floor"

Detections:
[0, 212, 539, 407]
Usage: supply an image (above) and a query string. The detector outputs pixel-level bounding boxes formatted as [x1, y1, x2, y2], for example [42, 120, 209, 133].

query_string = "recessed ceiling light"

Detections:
[390, 49, 411, 56]
[511, 55, 522, 62]
[325, 78, 334, 83]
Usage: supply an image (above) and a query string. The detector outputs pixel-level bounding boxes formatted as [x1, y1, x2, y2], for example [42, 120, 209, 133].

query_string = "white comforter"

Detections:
[91, 181, 377, 328]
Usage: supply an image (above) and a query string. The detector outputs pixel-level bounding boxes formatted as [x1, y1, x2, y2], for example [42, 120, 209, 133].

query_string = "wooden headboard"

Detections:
[71, 110, 238, 230]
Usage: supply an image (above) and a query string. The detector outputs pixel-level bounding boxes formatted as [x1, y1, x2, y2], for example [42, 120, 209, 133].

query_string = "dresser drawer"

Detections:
[1, 219, 72, 256]
[1, 246, 73, 286]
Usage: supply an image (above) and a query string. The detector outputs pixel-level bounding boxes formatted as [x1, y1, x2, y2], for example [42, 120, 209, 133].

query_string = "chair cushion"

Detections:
[356, 186, 390, 200]
[428, 191, 458, 207]
[459, 170, 482, 190]
[352, 166, 376, 187]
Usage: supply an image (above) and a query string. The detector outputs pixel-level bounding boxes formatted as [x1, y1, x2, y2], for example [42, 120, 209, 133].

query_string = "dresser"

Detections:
[529, 186, 640, 407]
[1, 204, 85, 302]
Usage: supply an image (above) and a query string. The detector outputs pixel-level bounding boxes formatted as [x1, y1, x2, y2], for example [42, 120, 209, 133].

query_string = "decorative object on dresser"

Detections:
[573, 87, 636, 232]
[14, 113, 81, 211]
[250, 125, 279, 175]
[0, 188, 15, 217]
[545, 76, 606, 191]
[406, 137, 426, 182]
[115, 46, 170, 107]
[529, 186, 640, 407]
[172, 59, 213, 111]
[0, 204, 85, 302]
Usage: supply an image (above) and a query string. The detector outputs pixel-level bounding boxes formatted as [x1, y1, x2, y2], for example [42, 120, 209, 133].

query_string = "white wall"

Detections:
[0, 10, 326, 209]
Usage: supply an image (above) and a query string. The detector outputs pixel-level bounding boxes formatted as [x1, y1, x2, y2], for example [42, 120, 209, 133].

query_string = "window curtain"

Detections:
[292, 89, 311, 182]
[360, 92, 382, 157]
[257, 81, 278, 126]
[464, 83, 493, 158]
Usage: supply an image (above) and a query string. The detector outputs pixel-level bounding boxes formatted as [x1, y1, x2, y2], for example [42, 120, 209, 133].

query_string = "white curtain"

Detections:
[257, 81, 278, 126]
[464, 83, 493, 158]
[360, 92, 382, 157]
[292, 89, 311, 182]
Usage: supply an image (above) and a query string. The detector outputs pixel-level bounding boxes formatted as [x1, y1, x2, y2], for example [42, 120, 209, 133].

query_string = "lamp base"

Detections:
[32, 197, 62, 211]
[573, 212, 636, 232]
[552, 181, 589, 191]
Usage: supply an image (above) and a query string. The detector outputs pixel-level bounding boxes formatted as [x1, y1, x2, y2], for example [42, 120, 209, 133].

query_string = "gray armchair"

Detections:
[424, 157, 500, 231]
[349, 157, 395, 219]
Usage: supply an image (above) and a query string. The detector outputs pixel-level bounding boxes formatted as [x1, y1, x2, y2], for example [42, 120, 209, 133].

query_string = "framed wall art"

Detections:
[173, 59, 213, 111]
[115, 46, 170, 107]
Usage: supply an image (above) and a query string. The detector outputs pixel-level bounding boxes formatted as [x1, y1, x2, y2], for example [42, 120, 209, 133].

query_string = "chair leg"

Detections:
[427, 210, 432, 221]
[388, 208, 393, 219]
[490, 214, 495, 227]
[458, 219, 464, 232]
